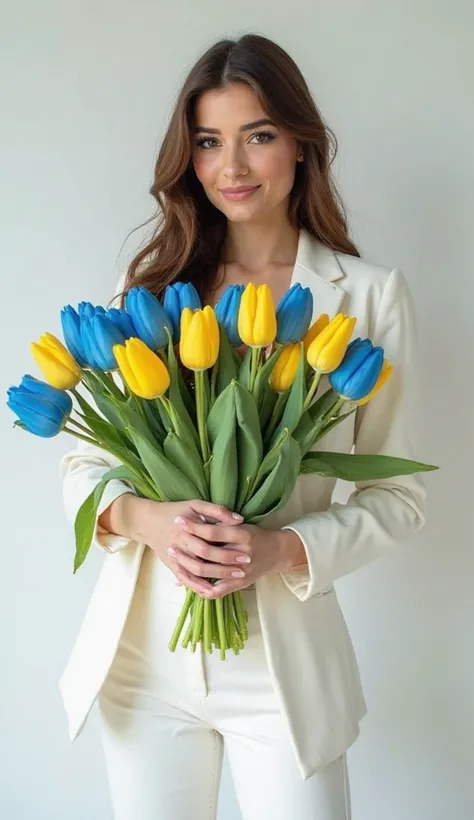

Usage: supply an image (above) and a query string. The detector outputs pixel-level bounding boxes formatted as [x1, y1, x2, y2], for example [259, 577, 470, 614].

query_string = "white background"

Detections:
[1, 2, 472, 818]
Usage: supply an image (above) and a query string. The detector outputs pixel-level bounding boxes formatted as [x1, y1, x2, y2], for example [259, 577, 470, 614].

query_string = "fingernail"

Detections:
[168, 547, 177, 557]
[235, 555, 251, 564]
[231, 570, 246, 578]
[232, 513, 244, 521]
[174, 516, 186, 526]
[199, 515, 207, 522]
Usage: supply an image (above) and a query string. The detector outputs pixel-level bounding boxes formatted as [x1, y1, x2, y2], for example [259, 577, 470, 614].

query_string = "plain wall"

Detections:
[1, 1, 472, 818]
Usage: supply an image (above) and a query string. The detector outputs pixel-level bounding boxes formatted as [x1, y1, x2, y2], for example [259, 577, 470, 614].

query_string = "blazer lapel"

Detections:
[291, 229, 347, 320]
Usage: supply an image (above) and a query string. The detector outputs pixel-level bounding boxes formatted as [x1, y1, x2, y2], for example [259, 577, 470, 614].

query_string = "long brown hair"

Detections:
[117, 34, 360, 307]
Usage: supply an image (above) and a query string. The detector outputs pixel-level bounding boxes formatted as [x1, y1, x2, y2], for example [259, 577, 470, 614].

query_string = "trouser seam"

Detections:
[342, 753, 351, 820]
[207, 729, 220, 819]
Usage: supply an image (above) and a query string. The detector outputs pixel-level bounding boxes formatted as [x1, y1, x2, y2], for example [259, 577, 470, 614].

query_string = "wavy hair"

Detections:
[117, 33, 360, 306]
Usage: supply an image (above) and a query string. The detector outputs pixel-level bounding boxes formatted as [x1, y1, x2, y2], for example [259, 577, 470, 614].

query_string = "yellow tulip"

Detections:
[354, 359, 394, 406]
[113, 337, 170, 399]
[306, 313, 357, 373]
[179, 306, 220, 370]
[270, 343, 301, 392]
[303, 313, 330, 353]
[238, 283, 277, 347]
[31, 333, 82, 390]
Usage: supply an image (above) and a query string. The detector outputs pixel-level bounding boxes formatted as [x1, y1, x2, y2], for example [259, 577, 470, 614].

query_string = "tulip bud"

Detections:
[353, 359, 393, 406]
[80, 315, 126, 370]
[238, 283, 277, 347]
[270, 343, 301, 392]
[303, 313, 330, 353]
[179, 306, 220, 370]
[329, 338, 384, 401]
[306, 314, 357, 374]
[31, 333, 82, 390]
[105, 308, 136, 340]
[215, 284, 245, 346]
[163, 282, 201, 343]
[276, 284, 313, 343]
[113, 338, 170, 399]
[61, 305, 88, 367]
[125, 286, 172, 350]
[7, 374, 73, 437]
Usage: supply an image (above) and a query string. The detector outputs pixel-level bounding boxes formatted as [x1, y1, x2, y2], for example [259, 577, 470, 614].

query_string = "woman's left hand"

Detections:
[167, 516, 305, 598]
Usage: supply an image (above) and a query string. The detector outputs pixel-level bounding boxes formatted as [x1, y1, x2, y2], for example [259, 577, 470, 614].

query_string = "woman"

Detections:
[59, 34, 426, 820]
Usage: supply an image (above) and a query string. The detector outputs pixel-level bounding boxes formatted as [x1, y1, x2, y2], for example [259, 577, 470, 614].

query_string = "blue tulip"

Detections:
[163, 282, 201, 343]
[80, 314, 125, 370]
[276, 283, 313, 343]
[329, 338, 384, 401]
[125, 286, 172, 350]
[215, 284, 245, 346]
[61, 305, 88, 367]
[105, 307, 136, 339]
[7, 375, 72, 438]
[78, 301, 106, 319]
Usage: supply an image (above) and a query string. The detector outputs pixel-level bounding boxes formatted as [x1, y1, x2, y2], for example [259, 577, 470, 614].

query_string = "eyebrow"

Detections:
[193, 118, 277, 135]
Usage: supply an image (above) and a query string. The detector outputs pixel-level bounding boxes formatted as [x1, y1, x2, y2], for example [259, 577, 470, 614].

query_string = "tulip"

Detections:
[238, 283, 277, 348]
[276, 284, 313, 343]
[31, 333, 82, 390]
[78, 302, 105, 319]
[61, 305, 88, 367]
[180, 306, 220, 371]
[306, 313, 357, 374]
[163, 282, 201, 343]
[80, 314, 126, 370]
[105, 308, 136, 340]
[303, 313, 330, 353]
[125, 286, 172, 350]
[113, 337, 170, 399]
[7, 374, 72, 437]
[353, 359, 393, 406]
[329, 338, 384, 401]
[215, 284, 245, 346]
[270, 343, 301, 392]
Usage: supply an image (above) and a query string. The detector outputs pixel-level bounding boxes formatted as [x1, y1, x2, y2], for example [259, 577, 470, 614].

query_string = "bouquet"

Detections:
[7, 279, 438, 659]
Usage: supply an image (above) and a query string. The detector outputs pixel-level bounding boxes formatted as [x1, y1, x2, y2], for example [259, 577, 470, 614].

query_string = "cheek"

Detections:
[257, 144, 296, 185]
[192, 154, 217, 186]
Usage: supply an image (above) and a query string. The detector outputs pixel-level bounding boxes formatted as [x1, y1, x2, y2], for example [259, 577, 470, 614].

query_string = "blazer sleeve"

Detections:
[59, 273, 138, 554]
[279, 267, 427, 602]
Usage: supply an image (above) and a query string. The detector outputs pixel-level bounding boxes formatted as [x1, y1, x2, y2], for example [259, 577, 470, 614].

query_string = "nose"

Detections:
[221, 142, 249, 180]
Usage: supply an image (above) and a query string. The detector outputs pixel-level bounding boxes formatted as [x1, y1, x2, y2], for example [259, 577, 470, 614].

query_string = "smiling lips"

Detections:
[220, 185, 260, 200]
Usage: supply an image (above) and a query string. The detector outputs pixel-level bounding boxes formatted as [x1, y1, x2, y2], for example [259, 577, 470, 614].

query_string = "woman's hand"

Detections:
[167, 517, 306, 598]
[102, 495, 244, 597]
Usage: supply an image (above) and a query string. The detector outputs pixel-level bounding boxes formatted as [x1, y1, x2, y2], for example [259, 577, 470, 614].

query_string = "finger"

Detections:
[174, 532, 252, 566]
[168, 559, 215, 596]
[189, 500, 243, 526]
[176, 518, 250, 549]
[169, 547, 248, 582]
[207, 578, 255, 599]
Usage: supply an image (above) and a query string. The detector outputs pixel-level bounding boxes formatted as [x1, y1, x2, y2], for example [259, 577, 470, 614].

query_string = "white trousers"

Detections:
[98, 546, 352, 820]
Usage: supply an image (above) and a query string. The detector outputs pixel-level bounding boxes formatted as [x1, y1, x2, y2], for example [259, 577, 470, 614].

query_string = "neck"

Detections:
[223, 214, 300, 273]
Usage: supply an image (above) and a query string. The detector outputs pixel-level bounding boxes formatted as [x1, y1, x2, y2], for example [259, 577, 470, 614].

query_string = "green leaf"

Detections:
[75, 412, 128, 450]
[307, 387, 339, 424]
[13, 419, 28, 431]
[238, 347, 252, 391]
[233, 381, 263, 510]
[167, 332, 200, 446]
[163, 431, 209, 500]
[271, 343, 305, 442]
[258, 385, 278, 429]
[216, 326, 239, 396]
[207, 383, 238, 509]
[300, 451, 439, 481]
[252, 346, 281, 410]
[128, 426, 200, 501]
[240, 432, 301, 521]
[73, 466, 139, 573]
[312, 409, 356, 444]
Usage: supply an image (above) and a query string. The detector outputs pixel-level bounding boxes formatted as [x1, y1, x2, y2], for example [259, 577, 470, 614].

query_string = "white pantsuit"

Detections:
[58, 228, 426, 816]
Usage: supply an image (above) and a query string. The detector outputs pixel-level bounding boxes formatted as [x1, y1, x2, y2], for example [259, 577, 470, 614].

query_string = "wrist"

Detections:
[277, 529, 308, 573]
[99, 492, 141, 540]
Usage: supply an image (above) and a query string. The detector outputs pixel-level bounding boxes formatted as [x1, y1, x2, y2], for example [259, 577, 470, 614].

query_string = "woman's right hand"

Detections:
[100, 494, 244, 596]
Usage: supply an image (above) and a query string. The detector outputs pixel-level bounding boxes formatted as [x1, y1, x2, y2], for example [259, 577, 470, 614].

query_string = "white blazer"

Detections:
[59, 228, 427, 780]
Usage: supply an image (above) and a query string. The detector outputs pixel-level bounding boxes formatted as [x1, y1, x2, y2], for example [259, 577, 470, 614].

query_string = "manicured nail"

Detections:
[235, 555, 251, 564]
[168, 547, 177, 557]
[232, 513, 244, 521]
[231, 570, 246, 578]
[174, 516, 186, 527]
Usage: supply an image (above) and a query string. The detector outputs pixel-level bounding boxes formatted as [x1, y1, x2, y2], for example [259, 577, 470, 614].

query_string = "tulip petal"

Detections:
[238, 283, 257, 346]
[254, 284, 277, 347]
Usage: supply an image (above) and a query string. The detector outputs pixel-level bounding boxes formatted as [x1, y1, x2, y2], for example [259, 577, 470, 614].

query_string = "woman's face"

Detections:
[191, 83, 300, 224]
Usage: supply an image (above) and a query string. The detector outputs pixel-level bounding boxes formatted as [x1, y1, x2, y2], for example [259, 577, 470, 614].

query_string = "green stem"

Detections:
[215, 598, 227, 660]
[195, 370, 210, 463]
[203, 598, 212, 654]
[169, 588, 194, 652]
[233, 591, 248, 642]
[249, 346, 261, 394]
[63, 427, 99, 447]
[323, 395, 345, 421]
[303, 369, 323, 412]
[68, 417, 97, 437]
[191, 595, 205, 651]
